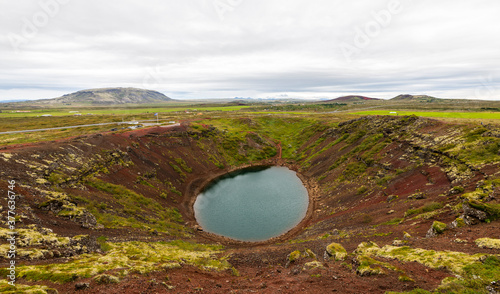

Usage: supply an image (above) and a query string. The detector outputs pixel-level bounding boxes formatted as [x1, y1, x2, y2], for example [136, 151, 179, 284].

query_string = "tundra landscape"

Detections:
[0, 89, 499, 293]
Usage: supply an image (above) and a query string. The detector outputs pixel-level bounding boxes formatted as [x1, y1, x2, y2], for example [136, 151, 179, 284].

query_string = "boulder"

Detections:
[426, 221, 447, 238]
[75, 282, 89, 290]
[462, 202, 488, 225]
[325, 242, 347, 261]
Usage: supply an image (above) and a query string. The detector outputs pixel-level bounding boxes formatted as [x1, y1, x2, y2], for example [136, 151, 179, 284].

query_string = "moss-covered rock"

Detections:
[475, 238, 500, 249]
[355, 255, 386, 276]
[451, 217, 466, 228]
[426, 221, 447, 238]
[354, 241, 380, 255]
[303, 261, 324, 270]
[288, 250, 301, 263]
[303, 248, 317, 260]
[325, 242, 347, 261]
[93, 274, 120, 284]
[408, 192, 426, 200]
[468, 200, 500, 222]
[432, 221, 447, 233]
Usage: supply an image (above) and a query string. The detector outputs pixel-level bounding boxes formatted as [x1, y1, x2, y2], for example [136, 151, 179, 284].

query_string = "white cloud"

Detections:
[0, 0, 499, 101]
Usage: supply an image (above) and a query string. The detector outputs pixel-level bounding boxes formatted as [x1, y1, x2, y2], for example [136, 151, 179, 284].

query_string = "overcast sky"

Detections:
[1, 0, 499, 101]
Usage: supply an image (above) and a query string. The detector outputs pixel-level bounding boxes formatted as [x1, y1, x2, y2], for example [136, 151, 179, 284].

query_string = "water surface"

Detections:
[194, 166, 309, 241]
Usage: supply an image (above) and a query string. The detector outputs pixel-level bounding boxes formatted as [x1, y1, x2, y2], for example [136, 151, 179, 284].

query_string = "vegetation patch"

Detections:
[378, 218, 403, 226]
[431, 221, 447, 234]
[288, 250, 302, 263]
[0, 240, 229, 284]
[357, 243, 489, 275]
[355, 255, 391, 276]
[475, 238, 500, 249]
[0, 279, 58, 294]
[85, 178, 186, 235]
[393, 256, 500, 294]
[468, 200, 500, 221]
[404, 202, 443, 217]
[325, 242, 347, 261]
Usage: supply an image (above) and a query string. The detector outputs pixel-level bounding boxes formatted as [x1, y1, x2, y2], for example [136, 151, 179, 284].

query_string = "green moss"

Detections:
[355, 255, 387, 276]
[340, 262, 352, 270]
[431, 221, 447, 234]
[57, 205, 86, 218]
[386, 289, 431, 294]
[398, 274, 415, 282]
[0, 240, 229, 284]
[360, 244, 488, 275]
[437, 256, 500, 293]
[475, 237, 500, 249]
[454, 217, 466, 228]
[174, 158, 192, 173]
[356, 186, 368, 195]
[169, 162, 186, 178]
[47, 172, 65, 185]
[303, 261, 324, 270]
[86, 178, 184, 234]
[404, 202, 443, 217]
[0, 279, 59, 293]
[378, 218, 403, 226]
[231, 267, 240, 277]
[325, 242, 347, 261]
[93, 274, 120, 284]
[354, 241, 381, 256]
[303, 248, 317, 259]
[97, 236, 112, 252]
[468, 200, 500, 221]
[340, 162, 367, 181]
[288, 250, 301, 262]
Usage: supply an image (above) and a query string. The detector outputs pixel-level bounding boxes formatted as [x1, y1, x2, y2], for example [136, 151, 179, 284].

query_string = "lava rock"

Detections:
[75, 282, 89, 290]
[462, 202, 488, 222]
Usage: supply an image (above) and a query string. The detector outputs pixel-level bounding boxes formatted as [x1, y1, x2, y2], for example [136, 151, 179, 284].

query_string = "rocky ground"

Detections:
[0, 115, 499, 293]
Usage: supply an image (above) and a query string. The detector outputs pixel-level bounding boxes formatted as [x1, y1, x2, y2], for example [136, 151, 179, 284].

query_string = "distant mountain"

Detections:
[34, 87, 172, 105]
[323, 95, 381, 103]
[391, 94, 439, 101]
[0, 99, 30, 103]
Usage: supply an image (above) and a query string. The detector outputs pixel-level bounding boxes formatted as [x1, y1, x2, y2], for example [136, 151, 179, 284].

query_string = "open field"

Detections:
[3, 100, 500, 146]
[0, 105, 251, 118]
[352, 110, 500, 120]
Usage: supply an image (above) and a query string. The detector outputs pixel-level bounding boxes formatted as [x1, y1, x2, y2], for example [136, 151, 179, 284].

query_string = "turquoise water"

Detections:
[193, 166, 309, 242]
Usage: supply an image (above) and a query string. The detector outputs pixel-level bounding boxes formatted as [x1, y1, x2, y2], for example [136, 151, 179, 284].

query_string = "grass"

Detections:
[194, 116, 329, 162]
[85, 178, 186, 235]
[404, 202, 443, 217]
[377, 218, 403, 226]
[0, 105, 251, 118]
[352, 110, 500, 120]
[0, 104, 253, 145]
